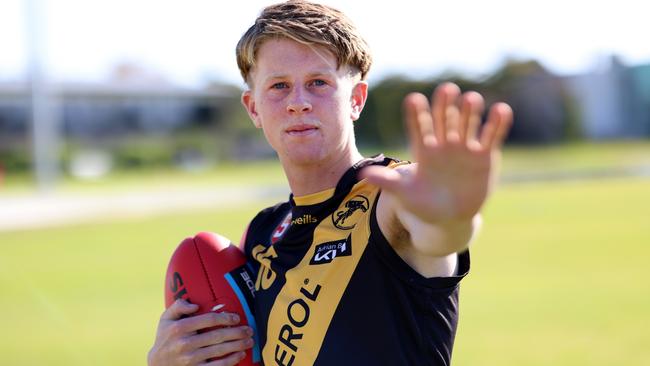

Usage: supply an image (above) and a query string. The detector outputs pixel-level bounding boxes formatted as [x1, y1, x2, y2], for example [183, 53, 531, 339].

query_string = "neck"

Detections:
[281, 149, 364, 197]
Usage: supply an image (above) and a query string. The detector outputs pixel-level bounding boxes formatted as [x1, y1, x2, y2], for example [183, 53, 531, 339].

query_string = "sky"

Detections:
[1, 0, 649, 88]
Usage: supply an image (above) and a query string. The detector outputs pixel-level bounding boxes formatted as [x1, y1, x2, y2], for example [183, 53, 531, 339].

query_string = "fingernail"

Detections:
[245, 338, 254, 347]
[238, 351, 247, 360]
[231, 313, 240, 323]
[246, 326, 254, 336]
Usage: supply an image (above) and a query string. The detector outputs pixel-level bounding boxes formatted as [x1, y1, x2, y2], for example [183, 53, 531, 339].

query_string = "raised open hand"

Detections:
[362, 82, 513, 224]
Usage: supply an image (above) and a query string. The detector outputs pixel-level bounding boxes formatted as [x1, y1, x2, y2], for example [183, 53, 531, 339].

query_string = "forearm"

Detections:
[399, 211, 482, 257]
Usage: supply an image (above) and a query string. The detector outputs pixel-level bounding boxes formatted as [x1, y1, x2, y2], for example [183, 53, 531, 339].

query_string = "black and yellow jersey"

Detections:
[242, 155, 470, 366]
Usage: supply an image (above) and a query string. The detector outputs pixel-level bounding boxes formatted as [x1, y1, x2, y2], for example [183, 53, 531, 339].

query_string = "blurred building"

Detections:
[0, 78, 240, 173]
[0, 81, 231, 143]
[564, 56, 650, 139]
[629, 63, 650, 136]
[0, 82, 30, 151]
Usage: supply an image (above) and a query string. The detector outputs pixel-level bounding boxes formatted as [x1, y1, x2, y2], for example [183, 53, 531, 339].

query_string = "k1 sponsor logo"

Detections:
[309, 235, 352, 265]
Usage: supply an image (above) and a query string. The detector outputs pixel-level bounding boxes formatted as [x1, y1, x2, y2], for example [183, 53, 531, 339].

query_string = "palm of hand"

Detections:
[400, 141, 495, 223]
[363, 82, 512, 224]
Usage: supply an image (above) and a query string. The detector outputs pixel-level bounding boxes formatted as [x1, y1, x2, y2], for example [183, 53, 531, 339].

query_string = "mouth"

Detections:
[286, 124, 319, 136]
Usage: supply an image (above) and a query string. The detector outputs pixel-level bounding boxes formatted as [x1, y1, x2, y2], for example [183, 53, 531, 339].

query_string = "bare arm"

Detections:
[361, 83, 512, 275]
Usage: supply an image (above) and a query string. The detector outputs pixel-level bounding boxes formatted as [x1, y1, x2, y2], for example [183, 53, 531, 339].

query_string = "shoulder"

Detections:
[367, 157, 410, 255]
[240, 200, 291, 250]
[250, 201, 291, 227]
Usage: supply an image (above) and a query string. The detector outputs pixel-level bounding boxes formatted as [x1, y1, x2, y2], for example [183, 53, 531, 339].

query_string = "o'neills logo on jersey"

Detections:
[332, 195, 369, 230]
[291, 214, 318, 225]
[309, 235, 352, 265]
[271, 212, 292, 244]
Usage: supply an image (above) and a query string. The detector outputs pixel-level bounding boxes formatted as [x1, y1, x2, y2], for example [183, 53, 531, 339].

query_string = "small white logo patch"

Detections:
[310, 235, 352, 265]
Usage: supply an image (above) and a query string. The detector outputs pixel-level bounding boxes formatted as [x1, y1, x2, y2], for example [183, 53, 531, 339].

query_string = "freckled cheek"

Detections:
[317, 94, 343, 111]
[258, 97, 281, 110]
[331, 102, 351, 121]
[257, 102, 286, 124]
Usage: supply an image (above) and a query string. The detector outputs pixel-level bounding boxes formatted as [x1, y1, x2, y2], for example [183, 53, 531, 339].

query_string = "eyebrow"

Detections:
[307, 71, 336, 79]
[264, 70, 336, 82]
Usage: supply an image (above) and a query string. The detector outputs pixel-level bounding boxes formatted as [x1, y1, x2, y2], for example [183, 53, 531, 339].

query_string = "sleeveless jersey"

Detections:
[242, 155, 470, 366]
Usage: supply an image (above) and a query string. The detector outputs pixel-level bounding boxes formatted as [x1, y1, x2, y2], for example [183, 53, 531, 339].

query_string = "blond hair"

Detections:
[236, 0, 372, 85]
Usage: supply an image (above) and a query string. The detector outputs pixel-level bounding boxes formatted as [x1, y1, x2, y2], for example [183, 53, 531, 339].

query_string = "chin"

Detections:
[281, 145, 327, 166]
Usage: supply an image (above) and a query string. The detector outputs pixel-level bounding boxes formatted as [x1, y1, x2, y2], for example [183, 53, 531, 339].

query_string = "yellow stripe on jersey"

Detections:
[293, 188, 336, 206]
[262, 181, 379, 366]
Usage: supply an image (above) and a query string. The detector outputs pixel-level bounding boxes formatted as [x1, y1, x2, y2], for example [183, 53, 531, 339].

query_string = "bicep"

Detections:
[376, 191, 463, 277]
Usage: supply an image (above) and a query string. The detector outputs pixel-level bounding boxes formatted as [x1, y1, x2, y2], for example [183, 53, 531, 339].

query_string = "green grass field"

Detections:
[454, 178, 650, 365]
[1, 142, 649, 365]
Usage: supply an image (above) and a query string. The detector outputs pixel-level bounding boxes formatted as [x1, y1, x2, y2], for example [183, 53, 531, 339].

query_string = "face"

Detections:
[241, 38, 367, 167]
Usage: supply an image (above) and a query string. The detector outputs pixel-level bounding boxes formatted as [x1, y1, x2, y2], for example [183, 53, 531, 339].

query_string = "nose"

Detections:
[286, 87, 312, 114]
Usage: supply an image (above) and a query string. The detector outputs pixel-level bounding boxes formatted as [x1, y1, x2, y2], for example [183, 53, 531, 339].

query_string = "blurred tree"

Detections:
[356, 76, 427, 149]
[356, 74, 483, 149]
[204, 82, 275, 161]
[357, 59, 583, 150]
[483, 59, 581, 144]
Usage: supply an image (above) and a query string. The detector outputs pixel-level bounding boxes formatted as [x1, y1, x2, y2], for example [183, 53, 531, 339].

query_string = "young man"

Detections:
[148, 1, 512, 365]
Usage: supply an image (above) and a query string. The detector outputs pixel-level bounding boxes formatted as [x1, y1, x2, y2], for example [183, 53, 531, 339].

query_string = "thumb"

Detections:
[359, 166, 404, 194]
[162, 298, 199, 321]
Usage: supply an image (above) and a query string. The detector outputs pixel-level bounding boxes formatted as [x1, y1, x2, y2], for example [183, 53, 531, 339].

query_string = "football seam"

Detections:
[192, 237, 218, 302]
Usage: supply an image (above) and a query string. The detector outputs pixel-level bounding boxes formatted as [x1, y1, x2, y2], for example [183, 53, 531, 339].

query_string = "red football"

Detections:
[164, 231, 260, 365]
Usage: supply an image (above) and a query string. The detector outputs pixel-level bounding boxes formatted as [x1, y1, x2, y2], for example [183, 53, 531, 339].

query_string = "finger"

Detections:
[203, 351, 247, 366]
[458, 91, 484, 143]
[480, 103, 513, 149]
[444, 92, 461, 142]
[190, 325, 253, 349]
[445, 103, 460, 142]
[359, 166, 405, 195]
[179, 312, 241, 334]
[403, 93, 430, 158]
[467, 113, 482, 145]
[491, 103, 513, 149]
[162, 299, 199, 321]
[432, 82, 461, 144]
[194, 338, 254, 363]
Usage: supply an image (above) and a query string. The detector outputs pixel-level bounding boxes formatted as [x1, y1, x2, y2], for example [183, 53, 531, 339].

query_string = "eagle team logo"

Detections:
[332, 195, 370, 230]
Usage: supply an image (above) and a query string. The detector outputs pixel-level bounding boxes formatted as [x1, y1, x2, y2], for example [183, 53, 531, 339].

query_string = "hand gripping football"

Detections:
[164, 231, 260, 365]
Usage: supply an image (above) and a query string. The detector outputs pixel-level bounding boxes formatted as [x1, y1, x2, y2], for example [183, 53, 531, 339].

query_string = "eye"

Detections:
[271, 82, 288, 90]
[310, 79, 327, 87]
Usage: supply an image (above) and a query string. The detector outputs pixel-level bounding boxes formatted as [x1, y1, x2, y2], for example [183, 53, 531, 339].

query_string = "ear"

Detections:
[241, 90, 262, 128]
[350, 81, 368, 121]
